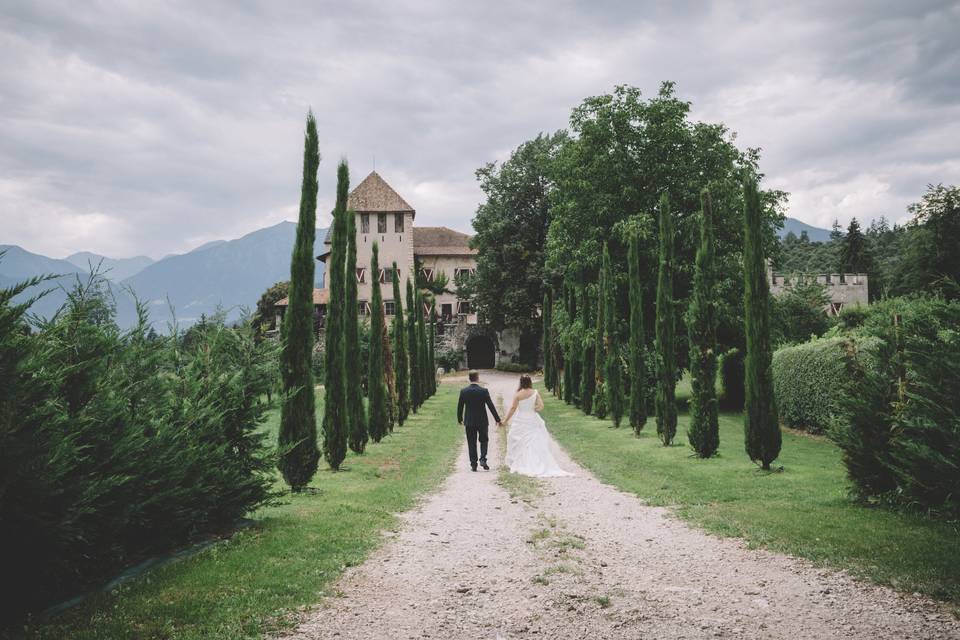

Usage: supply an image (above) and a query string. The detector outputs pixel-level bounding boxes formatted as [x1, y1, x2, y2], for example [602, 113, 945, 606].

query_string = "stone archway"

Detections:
[466, 334, 496, 369]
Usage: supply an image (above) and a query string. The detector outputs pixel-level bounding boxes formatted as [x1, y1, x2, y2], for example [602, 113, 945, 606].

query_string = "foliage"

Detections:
[628, 233, 647, 434]
[344, 205, 367, 455]
[592, 267, 607, 420]
[542, 288, 555, 391]
[561, 285, 579, 404]
[686, 189, 720, 457]
[366, 243, 389, 444]
[602, 244, 624, 427]
[322, 161, 350, 471]
[392, 265, 409, 424]
[495, 361, 538, 373]
[772, 337, 877, 434]
[719, 348, 745, 410]
[770, 279, 833, 346]
[832, 297, 960, 517]
[406, 279, 421, 412]
[742, 177, 781, 469]
[0, 275, 275, 620]
[579, 282, 596, 415]
[278, 114, 320, 489]
[839, 218, 872, 274]
[435, 348, 461, 372]
[469, 132, 566, 335]
[252, 280, 289, 336]
[655, 194, 677, 445]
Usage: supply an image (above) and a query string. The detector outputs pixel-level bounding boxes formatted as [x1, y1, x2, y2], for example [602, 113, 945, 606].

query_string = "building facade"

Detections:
[276, 171, 518, 369]
[768, 265, 868, 316]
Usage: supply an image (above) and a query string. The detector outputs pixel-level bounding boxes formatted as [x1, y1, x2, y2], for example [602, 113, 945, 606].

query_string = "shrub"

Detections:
[718, 348, 744, 410]
[0, 276, 276, 621]
[436, 348, 462, 372]
[772, 337, 878, 434]
[495, 361, 537, 373]
[833, 297, 960, 517]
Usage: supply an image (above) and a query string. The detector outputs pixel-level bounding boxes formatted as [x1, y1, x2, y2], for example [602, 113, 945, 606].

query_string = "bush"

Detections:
[436, 348, 462, 372]
[772, 337, 878, 434]
[495, 361, 538, 373]
[0, 276, 276, 620]
[718, 348, 744, 410]
[832, 296, 960, 518]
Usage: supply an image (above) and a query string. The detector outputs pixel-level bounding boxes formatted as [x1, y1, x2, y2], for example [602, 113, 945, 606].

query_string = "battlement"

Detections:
[768, 266, 868, 316]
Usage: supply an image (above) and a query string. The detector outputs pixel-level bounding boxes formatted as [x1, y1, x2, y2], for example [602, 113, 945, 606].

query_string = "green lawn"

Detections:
[22, 385, 463, 639]
[540, 386, 960, 608]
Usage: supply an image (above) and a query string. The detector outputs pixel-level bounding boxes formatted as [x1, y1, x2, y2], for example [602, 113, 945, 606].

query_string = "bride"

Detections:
[502, 375, 572, 478]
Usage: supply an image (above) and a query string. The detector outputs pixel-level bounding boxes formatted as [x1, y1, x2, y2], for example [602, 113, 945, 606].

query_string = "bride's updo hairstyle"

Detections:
[518, 375, 533, 390]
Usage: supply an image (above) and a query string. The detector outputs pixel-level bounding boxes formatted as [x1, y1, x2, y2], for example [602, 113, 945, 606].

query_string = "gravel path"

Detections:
[279, 372, 959, 640]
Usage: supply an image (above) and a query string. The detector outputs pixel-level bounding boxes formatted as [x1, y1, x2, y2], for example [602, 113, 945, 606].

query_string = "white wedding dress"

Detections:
[505, 391, 572, 477]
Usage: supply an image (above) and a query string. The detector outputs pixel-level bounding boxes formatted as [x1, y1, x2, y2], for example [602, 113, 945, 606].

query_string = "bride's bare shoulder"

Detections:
[516, 389, 535, 400]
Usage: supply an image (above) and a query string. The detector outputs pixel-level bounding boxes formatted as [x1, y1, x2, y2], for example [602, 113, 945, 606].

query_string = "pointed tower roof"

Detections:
[347, 171, 415, 215]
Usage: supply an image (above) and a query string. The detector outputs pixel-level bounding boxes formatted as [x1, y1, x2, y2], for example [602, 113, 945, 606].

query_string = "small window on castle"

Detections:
[378, 213, 387, 233]
[359, 301, 370, 316]
[356, 268, 366, 284]
[394, 212, 404, 233]
[385, 301, 396, 316]
[457, 301, 472, 315]
[380, 267, 398, 284]
[360, 213, 370, 234]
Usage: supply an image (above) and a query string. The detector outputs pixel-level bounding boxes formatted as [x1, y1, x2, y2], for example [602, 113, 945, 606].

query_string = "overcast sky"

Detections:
[1, 1, 958, 259]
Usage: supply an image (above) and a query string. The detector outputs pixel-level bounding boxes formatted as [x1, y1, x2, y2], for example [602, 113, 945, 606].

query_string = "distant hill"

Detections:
[779, 217, 832, 243]
[1, 222, 326, 329]
[65, 251, 154, 281]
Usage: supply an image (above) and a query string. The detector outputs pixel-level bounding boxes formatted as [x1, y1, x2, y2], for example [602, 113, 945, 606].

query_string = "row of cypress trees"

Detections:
[543, 177, 780, 467]
[278, 116, 438, 487]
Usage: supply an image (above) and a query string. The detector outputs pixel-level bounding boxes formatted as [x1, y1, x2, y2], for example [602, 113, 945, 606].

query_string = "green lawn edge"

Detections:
[539, 384, 960, 607]
[20, 385, 463, 640]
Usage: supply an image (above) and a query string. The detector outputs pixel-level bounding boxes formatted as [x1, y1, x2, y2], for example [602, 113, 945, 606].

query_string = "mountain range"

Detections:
[778, 217, 833, 242]
[1, 221, 326, 330]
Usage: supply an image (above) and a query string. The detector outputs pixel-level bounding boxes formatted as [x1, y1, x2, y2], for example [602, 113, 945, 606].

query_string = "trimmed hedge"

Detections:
[772, 337, 878, 434]
[495, 361, 538, 373]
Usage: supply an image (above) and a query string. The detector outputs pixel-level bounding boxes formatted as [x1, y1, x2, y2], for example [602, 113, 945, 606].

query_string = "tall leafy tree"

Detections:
[543, 288, 554, 392]
[603, 244, 623, 427]
[366, 242, 389, 443]
[392, 266, 409, 424]
[743, 177, 781, 469]
[839, 217, 871, 274]
[322, 161, 350, 471]
[579, 284, 595, 415]
[468, 132, 567, 358]
[278, 113, 320, 490]
[253, 280, 289, 337]
[345, 206, 367, 455]
[655, 193, 677, 445]
[628, 232, 647, 434]
[592, 270, 607, 419]
[406, 279, 421, 411]
[686, 189, 720, 457]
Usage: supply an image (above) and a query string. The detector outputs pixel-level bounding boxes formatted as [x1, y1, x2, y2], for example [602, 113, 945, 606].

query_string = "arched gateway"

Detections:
[466, 334, 495, 369]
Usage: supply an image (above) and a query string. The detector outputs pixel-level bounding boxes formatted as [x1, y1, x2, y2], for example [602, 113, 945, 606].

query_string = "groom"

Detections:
[457, 370, 501, 472]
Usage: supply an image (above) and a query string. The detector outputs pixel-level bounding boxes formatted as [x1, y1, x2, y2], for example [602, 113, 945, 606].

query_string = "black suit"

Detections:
[457, 383, 501, 467]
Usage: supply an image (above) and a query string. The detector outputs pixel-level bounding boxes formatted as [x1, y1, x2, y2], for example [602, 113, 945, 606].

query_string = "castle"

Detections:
[768, 266, 868, 316]
[276, 171, 521, 369]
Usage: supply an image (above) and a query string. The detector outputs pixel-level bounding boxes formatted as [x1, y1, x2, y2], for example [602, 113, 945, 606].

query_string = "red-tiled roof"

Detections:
[413, 227, 476, 256]
[275, 289, 328, 307]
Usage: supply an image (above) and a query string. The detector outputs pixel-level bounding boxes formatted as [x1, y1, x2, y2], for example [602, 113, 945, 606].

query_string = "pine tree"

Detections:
[345, 205, 367, 454]
[278, 112, 321, 490]
[543, 288, 554, 392]
[366, 242, 389, 443]
[321, 161, 350, 470]
[580, 284, 595, 415]
[840, 217, 872, 274]
[592, 268, 607, 419]
[628, 231, 647, 434]
[686, 189, 720, 457]
[406, 279, 421, 411]
[392, 266, 409, 425]
[743, 177, 782, 469]
[655, 193, 678, 445]
[603, 244, 624, 427]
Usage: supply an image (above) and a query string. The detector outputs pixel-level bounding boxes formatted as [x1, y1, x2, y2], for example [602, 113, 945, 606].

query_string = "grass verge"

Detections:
[20, 384, 463, 639]
[539, 385, 960, 608]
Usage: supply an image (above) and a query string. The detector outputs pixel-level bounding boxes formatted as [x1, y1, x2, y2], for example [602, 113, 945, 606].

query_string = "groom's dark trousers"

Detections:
[457, 383, 502, 467]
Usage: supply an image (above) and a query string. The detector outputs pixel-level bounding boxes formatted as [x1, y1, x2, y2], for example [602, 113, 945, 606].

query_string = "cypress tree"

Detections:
[687, 189, 720, 457]
[391, 266, 409, 425]
[322, 160, 350, 470]
[543, 289, 554, 392]
[628, 231, 647, 434]
[406, 279, 421, 411]
[367, 242, 389, 443]
[345, 205, 367, 454]
[580, 284, 595, 415]
[603, 243, 624, 427]
[415, 290, 430, 400]
[566, 285, 579, 405]
[742, 177, 782, 469]
[428, 301, 437, 395]
[381, 307, 397, 432]
[655, 193, 678, 446]
[593, 269, 607, 419]
[278, 112, 321, 491]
